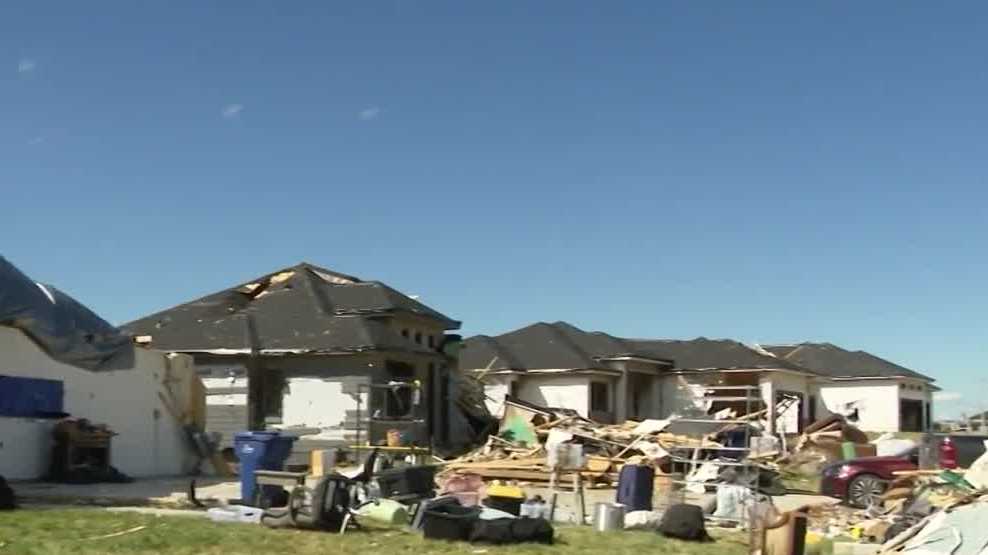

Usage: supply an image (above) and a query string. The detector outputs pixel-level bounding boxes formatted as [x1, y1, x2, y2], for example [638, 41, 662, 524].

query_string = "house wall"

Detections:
[817, 380, 901, 432]
[658, 374, 710, 418]
[0, 326, 196, 480]
[761, 372, 812, 434]
[514, 375, 594, 417]
[612, 360, 664, 420]
[390, 314, 447, 353]
[195, 351, 449, 445]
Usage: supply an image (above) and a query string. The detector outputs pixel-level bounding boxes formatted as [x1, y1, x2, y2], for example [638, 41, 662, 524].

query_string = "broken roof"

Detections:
[0, 256, 135, 371]
[763, 342, 934, 382]
[629, 338, 811, 373]
[122, 262, 459, 355]
[460, 321, 809, 374]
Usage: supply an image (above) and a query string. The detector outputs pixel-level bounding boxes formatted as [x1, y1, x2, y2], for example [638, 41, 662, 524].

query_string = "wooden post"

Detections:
[548, 466, 559, 522]
[573, 472, 586, 525]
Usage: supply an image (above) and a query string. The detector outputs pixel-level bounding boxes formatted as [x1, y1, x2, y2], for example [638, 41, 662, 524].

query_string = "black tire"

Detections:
[847, 473, 887, 508]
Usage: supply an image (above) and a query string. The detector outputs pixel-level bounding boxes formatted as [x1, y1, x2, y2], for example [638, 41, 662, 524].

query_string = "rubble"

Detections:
[440, 400, 732, 487]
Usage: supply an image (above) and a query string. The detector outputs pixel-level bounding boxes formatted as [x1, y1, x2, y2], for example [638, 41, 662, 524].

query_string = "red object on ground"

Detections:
[940, 437, 958, 469]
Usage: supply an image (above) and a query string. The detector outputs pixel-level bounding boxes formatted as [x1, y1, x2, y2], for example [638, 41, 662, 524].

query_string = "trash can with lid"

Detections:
[233, 431, 297, 506]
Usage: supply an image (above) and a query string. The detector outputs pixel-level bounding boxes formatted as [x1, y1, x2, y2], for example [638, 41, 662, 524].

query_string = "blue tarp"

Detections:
[0, 256, 134, 371]
[0, 375, 63, 417]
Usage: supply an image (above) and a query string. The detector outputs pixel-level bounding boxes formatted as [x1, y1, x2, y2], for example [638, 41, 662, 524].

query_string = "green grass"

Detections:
[0, 509, 747, 555]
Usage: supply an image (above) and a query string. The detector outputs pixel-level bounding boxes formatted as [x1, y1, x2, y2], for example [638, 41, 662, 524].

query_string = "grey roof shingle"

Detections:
[763, 342, 933, 381]
[629, 338, 810, 372]
[460, 321, 808, 374]
[122, 262, 459, 354]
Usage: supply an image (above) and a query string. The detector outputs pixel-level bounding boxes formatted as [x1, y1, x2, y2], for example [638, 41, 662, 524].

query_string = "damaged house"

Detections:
[460, 322, 675, 424]
[0, 256, 200, 480]
[123, 262, 485, 452]
[762, 342, 936, 433]
[460, 321, 823, 434]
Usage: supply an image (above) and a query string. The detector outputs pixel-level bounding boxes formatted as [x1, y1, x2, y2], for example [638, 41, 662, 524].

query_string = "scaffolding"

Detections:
[352, 381, 431, 463]
[664, 384, 765, 529]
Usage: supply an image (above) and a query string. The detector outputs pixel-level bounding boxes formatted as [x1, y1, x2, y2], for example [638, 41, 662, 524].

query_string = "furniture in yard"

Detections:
[49, 419, 115, 481]
[261, 448, 381, 534]
[349, 444, 432, 467]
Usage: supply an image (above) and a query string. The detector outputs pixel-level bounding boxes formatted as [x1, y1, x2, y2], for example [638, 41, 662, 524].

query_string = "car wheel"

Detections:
[847, 474, 887, 508]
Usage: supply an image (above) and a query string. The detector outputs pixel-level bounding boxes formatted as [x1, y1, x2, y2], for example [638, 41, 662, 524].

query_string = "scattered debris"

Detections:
[83, 525, 147, 541]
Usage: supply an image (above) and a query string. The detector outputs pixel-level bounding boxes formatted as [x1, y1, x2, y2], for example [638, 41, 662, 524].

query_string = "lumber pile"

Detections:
[439, 416, 723, 486]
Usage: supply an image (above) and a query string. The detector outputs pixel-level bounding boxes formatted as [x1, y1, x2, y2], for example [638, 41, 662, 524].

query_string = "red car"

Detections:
[820, 449, 918, 508]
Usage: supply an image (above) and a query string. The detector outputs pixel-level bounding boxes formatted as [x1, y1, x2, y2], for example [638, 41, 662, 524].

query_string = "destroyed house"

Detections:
[123, 262, 475, 450]
[763, 343, 936, 433]
[459, 321, 822, 433]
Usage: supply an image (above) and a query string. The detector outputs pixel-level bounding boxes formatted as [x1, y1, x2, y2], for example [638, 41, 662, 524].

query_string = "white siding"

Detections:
[818, 380, 900, 432]
[0, 326, 196, 480]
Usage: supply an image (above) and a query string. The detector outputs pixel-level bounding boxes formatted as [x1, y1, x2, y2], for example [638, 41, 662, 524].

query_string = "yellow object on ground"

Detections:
[486, 484, 525, 499]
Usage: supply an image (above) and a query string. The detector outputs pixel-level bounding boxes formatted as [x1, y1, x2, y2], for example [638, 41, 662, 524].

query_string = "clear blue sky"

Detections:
[3, 2, 986, 417]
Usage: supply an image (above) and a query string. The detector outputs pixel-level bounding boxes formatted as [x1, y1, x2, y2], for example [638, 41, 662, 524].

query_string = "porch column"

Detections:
[651, 375, 664, 418]
[615, 370, 629, 422]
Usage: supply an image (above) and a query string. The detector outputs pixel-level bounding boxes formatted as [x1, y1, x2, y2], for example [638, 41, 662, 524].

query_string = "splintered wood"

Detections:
[440, 417, 722, 486]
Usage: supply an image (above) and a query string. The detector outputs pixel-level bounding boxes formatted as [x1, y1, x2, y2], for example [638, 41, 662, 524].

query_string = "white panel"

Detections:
[281, 377, 367, 429]
[482, 376, 512, 418]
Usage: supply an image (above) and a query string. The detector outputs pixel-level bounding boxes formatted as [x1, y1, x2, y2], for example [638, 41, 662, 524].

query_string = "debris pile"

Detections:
[791, 441, 988, 555]
[442, 398, 784, 502]
[778, 415, 873, 477]
[440, 396, 753, 489]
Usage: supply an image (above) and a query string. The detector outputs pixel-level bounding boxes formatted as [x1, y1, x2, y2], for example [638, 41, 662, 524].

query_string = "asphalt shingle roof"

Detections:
[460, 321, 807, 374]
[763, 342, 933, 381]
[122, 262, 459, 354]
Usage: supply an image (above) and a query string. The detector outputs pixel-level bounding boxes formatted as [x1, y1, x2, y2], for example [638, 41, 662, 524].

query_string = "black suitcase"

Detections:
[0, 476, 15, 510]
[658, 503, 712, 542]
[374, 465, 438, 498]
[421, 503, 481, 542]
[469, 517, 554, 545]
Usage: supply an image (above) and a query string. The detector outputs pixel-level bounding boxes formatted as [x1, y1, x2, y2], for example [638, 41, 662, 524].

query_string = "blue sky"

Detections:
[2, 2, 987, 417]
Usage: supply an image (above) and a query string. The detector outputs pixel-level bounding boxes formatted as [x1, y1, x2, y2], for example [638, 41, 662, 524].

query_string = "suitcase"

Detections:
[616, 464, 654, 511]
[658, 503, 711, 542]
[469, 517, 554, 545]
[422, 503, 481, 542]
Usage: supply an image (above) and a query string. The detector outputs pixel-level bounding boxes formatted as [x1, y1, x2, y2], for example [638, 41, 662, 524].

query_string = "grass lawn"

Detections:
[0, 509, 748, 555]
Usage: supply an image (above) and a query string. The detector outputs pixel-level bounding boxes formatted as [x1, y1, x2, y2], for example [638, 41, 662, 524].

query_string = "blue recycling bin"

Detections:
[234, 431, 297, 505]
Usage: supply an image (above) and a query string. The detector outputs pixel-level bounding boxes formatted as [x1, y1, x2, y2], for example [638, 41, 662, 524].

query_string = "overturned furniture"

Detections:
[47, 419, 131, 484]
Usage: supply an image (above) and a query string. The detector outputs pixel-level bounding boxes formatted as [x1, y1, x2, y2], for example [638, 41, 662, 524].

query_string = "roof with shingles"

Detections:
[460, 321, 812, 374]
[123, 262, 458, 354]
[762, 342, 934, 381]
